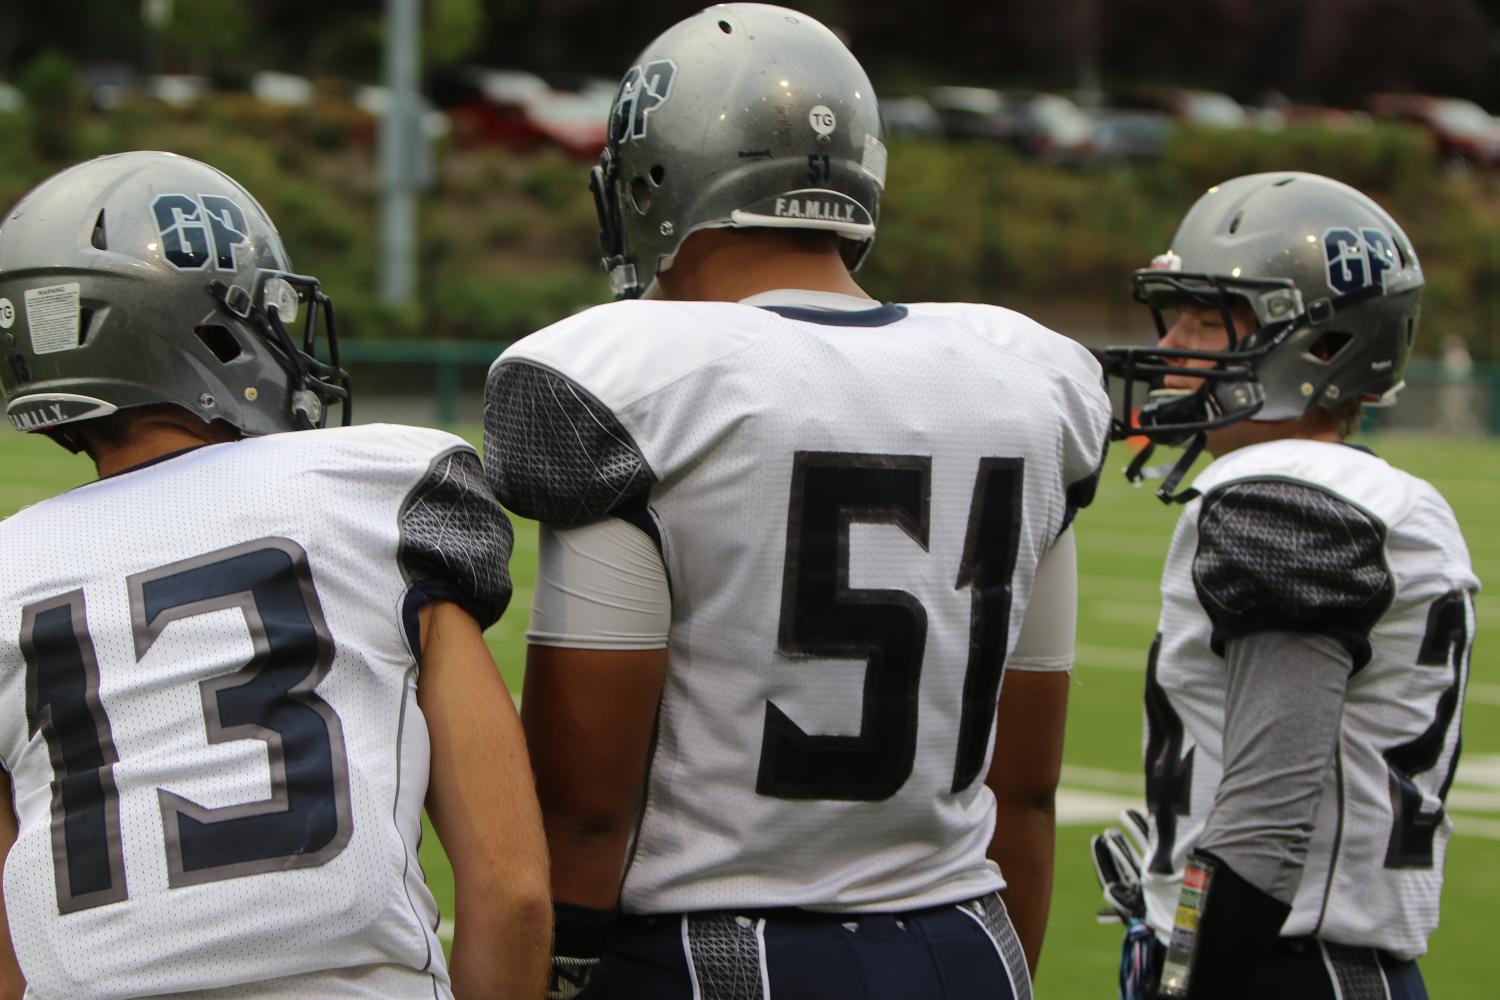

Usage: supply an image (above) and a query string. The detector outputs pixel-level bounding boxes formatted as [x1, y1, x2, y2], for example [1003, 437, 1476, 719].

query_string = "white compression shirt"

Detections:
[527, 510, 1078, 670]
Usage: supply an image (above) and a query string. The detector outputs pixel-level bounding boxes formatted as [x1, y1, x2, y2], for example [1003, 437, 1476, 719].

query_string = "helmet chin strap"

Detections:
[1124, 433, 1207, 505]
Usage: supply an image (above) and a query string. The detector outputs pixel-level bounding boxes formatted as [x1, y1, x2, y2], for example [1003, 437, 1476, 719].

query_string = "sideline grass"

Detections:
[2, 429, 1493, 997]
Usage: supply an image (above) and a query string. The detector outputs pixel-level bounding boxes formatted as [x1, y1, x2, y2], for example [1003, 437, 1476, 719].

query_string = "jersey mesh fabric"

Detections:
[484, 361, 654, 525]
[1141, 438, 1479, 959]
[0, 424, 508, 998]
[492, 297, 1110, 914]
[1192, 479, 1394, 664]
[398, 446, 514, 627]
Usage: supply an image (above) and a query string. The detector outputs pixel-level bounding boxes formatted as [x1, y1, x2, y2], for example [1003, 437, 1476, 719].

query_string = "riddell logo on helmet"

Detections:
[773, 197, 858, 222]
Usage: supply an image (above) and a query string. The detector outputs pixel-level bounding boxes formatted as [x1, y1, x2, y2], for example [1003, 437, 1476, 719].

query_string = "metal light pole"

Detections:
[379, 0, 422, 306]
[142, 0, 172, 77]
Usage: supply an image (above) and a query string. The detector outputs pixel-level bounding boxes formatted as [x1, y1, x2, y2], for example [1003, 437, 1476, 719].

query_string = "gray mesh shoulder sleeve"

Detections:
[1191, 479, 1394, 668]
[398, 446, 514, 629]
[483, 359, 657, 527]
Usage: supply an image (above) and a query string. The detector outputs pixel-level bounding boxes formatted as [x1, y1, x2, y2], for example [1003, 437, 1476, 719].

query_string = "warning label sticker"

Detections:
[25, 283, 81, 355]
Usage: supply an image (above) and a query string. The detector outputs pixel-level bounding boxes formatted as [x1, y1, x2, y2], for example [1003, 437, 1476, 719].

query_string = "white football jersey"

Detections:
[1142, 438, 1479, 959]
[485, 296, 1111, 914]
[0, 424, 514, 999]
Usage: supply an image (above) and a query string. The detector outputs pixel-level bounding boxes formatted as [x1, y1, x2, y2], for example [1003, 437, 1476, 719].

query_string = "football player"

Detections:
[0, 152, 550, 999]
[1090, 172, 1478, 1000]
[481, 5, 1111, 999]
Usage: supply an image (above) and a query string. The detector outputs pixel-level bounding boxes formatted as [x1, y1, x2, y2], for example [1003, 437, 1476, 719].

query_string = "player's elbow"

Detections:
[457, 856, 553, 930]
[991, 779, 1059, 817]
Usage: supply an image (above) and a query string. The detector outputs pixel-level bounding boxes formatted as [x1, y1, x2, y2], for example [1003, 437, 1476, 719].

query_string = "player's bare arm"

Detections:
[522, 646, 667, 909]
[988, 670, 1068, 978]
[420, 601, 552, 1000]
[0, 771, 25, 1000]
[986, 526, 1078, 977]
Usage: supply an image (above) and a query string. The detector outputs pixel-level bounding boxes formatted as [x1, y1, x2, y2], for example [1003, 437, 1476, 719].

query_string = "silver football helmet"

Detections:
[589, 3, 886, 299]
[1095, 172, 1423, 499]
[0, 151, 349, 446]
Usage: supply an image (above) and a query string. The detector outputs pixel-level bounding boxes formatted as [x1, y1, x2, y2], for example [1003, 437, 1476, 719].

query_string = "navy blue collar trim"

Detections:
[758, 303, 909, 327]
[103, 445, 211, 480]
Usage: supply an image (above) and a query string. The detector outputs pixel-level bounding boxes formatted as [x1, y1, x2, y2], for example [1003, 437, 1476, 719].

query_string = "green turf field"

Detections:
[2, 429, 1494, 997]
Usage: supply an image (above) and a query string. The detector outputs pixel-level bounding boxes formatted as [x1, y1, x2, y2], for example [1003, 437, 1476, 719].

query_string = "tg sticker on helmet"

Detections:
[0, 297, 14, 329]
[809, 105, 837, 136]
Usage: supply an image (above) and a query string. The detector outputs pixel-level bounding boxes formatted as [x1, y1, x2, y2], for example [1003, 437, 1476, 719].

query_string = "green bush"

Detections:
[1, 98, 1499, 359]
[17, 51, 86, 161]
[1160, 123, 1437, 198]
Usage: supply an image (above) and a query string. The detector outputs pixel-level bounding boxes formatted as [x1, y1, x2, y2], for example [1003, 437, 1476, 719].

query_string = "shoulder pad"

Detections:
[398, 446, 514, 628]
[483, 360, 656, 526]
[1192, 478, 1393, 667]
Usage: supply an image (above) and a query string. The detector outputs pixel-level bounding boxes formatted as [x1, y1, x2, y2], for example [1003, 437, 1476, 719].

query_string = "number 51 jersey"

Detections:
[0, 424, 512, 999]
[486, 296, 1110, 914]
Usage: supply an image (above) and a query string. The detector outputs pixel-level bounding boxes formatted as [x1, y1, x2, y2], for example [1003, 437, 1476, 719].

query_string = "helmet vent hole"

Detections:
[1309, 330, 1354, 362]
[650, 164, 666, 186]
[90, 211, 107, 251]
[1228, 211, 1244, 235]
[195, 325, 243, 363]
[630, 176, 653, 215]
[1273, 176, 1296, 186]
[77, 308, 95, 346]
[718, 19, 733, 33]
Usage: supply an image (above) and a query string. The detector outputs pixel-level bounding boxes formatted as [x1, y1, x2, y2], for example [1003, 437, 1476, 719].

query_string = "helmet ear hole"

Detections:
[1309, 330, 1354, 362]
[195, 325, 243, 363]
[630, 176, 653, 215]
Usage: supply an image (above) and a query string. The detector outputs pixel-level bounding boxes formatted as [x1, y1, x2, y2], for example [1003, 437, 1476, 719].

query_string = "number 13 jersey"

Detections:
[0, 425, 513, 999]
[485, 296, 1110, 915]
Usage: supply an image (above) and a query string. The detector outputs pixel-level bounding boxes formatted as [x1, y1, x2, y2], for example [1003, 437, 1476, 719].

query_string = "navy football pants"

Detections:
[580, 894, 1030, 1000]
[1141, 934, 1427, 1000]
[1253, 939, 1427, 1000]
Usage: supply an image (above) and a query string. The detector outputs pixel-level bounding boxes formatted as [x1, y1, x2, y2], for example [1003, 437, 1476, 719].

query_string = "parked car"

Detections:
[1087, 108, 1171, 165]
[1370, 93, 1500, 171]
[881, 95, 943, 138]
[434, 67, 607, 159]
[927, 86, 1025, 144]
[1015, 92, 1095, 164]
[251, 71, 315, 108]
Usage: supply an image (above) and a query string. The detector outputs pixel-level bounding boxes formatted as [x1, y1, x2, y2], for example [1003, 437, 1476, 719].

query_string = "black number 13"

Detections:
[757, 452, 1024, 801]
[21, 538, 352, 914]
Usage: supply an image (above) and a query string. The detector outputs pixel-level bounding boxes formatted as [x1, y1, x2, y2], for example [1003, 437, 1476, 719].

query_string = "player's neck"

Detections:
[1205, 417, 1344, 458]
[90, 423, 237, 478]
[658, 229, 874, 303]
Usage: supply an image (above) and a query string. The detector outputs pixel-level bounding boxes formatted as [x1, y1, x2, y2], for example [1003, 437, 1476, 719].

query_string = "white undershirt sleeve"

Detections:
[1005, 525, 1078, 672]
[526, 517, 672, 650]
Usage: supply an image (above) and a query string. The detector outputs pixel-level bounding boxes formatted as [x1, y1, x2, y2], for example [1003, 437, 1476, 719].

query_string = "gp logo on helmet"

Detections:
[611, 60, 677, 142]
[152, 193, 250, 272]
[1324, 226, 1397, 294]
